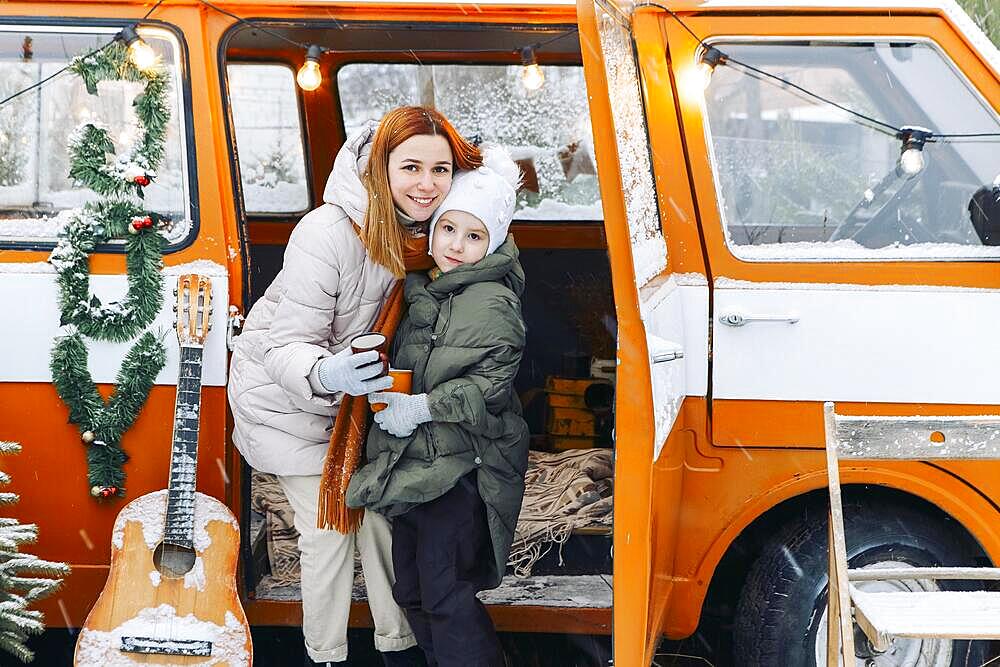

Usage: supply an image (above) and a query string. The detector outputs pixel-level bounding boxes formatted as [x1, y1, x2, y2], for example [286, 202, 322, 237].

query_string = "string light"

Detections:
[118, 25, 157, 72]
[1, 0, 995, 160]
[296, 44, 323, 91]
[897, 126, 933, 176]
[697, 46, 726, 90]
[520, 46, 545, 91]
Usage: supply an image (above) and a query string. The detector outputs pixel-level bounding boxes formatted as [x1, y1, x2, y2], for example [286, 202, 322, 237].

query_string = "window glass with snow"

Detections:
[337, 63, 601, 221]
[227, 63, 309, 214]
[0, 25, 191, 244]
[703, 40, 1000, 260]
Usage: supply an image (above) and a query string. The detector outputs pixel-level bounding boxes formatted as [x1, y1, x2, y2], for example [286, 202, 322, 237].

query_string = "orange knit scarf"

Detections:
[317, 233, 434, 532]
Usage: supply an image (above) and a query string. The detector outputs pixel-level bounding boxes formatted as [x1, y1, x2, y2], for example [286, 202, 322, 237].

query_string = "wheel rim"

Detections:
[813, 561, 953, 667]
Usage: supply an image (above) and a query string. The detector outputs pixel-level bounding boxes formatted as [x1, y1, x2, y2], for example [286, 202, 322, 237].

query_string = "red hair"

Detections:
[361, 106, 483, 277]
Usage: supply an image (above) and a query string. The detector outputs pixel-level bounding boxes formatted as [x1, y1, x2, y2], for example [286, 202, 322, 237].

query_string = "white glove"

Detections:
[370, 392, 432, 437]
[315, 348, 393, 396]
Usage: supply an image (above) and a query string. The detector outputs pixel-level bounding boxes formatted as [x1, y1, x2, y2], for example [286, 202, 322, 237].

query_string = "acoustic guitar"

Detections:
[75, 274, 252, 666]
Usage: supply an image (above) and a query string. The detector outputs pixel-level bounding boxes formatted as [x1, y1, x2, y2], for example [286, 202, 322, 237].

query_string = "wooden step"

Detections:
[852, 588, 1000, 639]
[249, 573, 612, 634]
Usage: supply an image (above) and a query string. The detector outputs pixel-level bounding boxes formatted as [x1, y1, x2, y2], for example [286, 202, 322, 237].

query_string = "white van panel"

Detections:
[712, 278, 1000, 404]
[680, 283, 710, 398]
[0, 266, 229, 386]
[639, 275, 710, 458]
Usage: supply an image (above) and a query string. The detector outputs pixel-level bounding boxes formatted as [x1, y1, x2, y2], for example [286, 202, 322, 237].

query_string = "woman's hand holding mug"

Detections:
[315, 346, 393, 396]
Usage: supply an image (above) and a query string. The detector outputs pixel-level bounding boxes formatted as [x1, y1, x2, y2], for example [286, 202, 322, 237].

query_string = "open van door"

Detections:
[578, 1, 703, 663]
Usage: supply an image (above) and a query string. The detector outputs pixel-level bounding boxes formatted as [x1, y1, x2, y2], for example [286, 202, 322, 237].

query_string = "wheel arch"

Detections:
[664, 464, 1000, 639]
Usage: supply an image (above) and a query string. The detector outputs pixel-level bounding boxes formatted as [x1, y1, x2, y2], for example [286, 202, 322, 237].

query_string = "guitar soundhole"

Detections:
[153, 542, 197, 578]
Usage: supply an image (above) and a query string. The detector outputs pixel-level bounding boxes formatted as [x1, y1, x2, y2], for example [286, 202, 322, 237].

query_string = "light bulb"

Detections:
[297, 45, 323, 91]
[129, 40, 157, 71]
[119, 25, 157, 72]
[697, 47, 725, 92]
[698, 61, 715, 90]
[520, 46, 544, 91]
[899, 147, 925, 176]
[896, 126, 932, 177]
[297, 61, 322, 91]
[521, 64, 545, 91]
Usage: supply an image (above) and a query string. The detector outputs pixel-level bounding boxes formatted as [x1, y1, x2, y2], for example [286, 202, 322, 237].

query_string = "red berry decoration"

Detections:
[133, 175, 150, 186]
[140, 216, 153, 229]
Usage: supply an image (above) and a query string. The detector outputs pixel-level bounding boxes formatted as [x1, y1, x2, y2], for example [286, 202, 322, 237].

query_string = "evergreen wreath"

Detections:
[47, 38, 171, 499]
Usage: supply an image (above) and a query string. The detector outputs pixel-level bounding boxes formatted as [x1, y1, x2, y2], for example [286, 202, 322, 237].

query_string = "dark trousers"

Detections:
[391, 474, 504, 667]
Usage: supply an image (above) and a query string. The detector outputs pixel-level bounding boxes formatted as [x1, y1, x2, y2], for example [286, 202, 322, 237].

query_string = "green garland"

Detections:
[48, 40, 171, 499]
[50, 333, 166, 494]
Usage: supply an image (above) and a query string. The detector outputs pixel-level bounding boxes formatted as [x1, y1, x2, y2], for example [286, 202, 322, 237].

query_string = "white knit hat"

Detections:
[430, 144, 522, 255]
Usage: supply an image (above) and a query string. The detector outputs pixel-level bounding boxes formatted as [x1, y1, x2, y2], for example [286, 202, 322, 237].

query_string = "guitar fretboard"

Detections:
[164, 345, 203, 549]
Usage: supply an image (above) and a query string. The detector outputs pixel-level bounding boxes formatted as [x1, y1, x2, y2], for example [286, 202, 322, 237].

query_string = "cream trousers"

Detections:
[277, 474, 416, 663]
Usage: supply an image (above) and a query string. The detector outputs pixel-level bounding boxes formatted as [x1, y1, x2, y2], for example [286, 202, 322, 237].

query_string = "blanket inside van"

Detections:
[250, 447, 614, 584]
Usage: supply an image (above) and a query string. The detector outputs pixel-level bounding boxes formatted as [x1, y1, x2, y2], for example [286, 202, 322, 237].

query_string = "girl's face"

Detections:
[431, 210, 490, 272]
[387, 134, 454, 222]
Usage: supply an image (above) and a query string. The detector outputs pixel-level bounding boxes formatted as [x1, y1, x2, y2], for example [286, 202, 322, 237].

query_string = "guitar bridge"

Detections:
[121, 635, 212, 656]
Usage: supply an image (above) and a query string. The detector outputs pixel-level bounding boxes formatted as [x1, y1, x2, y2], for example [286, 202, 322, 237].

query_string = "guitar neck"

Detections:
[164, 344, 203, 549]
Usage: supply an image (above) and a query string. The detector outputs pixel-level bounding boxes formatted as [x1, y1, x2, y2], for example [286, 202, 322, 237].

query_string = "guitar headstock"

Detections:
[174, 274, 212, 346]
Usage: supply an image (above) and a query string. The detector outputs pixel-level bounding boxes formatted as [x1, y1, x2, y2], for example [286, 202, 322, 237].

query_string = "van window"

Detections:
[337, 63, 601, 221]
[0, 25, 192, 245]
[703, 40, 1000, 260]
[227, 63, 309, 214]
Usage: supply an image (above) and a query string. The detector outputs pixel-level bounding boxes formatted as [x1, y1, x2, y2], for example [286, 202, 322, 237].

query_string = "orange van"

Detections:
[0, 0, 998, 665]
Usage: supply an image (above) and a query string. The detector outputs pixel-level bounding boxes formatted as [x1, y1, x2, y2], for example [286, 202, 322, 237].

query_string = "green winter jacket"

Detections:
[346, 236, 529, 587]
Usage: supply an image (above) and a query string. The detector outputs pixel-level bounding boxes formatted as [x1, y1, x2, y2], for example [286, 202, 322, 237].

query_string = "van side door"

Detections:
[578, 1, 709, 663]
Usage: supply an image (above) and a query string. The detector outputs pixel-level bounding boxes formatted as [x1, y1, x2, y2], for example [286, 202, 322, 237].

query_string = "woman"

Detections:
[228, 106, 482, 666]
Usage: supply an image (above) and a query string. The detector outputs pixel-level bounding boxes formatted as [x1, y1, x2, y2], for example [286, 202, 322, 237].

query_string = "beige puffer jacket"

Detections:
[228, 121, 398, 476]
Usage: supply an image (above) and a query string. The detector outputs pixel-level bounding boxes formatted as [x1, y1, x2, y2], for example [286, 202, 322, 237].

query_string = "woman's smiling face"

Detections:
[387, 134, 454, 221]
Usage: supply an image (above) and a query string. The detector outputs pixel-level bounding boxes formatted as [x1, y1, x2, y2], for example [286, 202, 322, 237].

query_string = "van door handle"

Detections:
[648, 336, 684, 363]
[652, 349, 684, 363]
[718, 311, 799, 327]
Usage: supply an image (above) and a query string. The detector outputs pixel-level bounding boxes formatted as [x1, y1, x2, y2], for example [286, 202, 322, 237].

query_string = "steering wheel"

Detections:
[829, 171, 935, 245]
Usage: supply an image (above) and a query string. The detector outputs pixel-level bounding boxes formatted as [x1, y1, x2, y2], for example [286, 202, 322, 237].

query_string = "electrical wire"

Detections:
[143, 0, 167, 20]
[0, 40, 115, 109]
[199, 0, 578, 59]
[196, 0, 313, 51]
[0, 0, 165, 110]
[0, 0, 996, 144]
[634, 0, 1000, 142]
[724, 58, 901, 136]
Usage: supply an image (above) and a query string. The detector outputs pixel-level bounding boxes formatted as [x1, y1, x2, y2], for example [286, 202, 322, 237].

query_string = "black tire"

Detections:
[733, 498, 993, 666]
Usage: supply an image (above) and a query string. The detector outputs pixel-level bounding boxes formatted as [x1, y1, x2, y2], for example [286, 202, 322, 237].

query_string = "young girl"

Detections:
[347, 147, 529, 667]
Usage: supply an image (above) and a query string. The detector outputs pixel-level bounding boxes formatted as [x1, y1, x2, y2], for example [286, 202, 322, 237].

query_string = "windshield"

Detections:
[703, 40, 1000, 260]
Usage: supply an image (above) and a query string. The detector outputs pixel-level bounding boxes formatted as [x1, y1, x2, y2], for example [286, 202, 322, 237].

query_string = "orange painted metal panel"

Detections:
[713, 400, 1000, 448]
[0, 384, 230, 563]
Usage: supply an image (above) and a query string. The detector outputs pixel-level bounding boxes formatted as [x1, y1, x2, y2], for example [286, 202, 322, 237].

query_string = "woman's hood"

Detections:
[322, 120, 378, 226]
